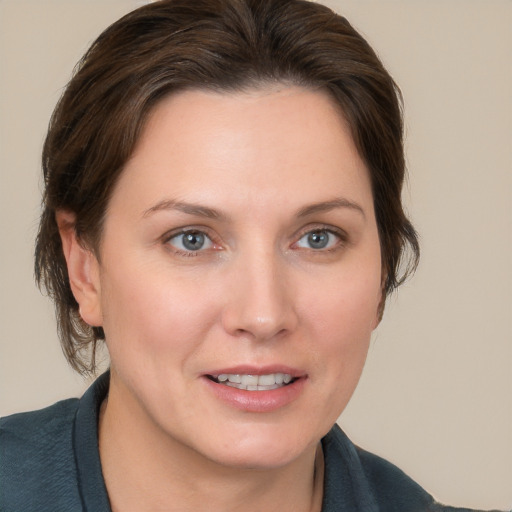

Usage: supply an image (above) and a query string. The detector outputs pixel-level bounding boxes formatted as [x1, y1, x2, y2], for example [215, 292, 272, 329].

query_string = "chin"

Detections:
[196, 426, 319, 471]
[208, 448, 304, 471]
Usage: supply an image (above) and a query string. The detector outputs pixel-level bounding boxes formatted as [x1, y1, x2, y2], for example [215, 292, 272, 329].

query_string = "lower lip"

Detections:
[202, 376, 306, 413]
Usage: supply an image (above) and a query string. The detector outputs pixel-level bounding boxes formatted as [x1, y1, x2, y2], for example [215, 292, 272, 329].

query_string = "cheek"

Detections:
[304, 312, 373, 427]
[305, 264, 381, 341]
[99, 263, 220, 365]
[300, 264, 381, 400]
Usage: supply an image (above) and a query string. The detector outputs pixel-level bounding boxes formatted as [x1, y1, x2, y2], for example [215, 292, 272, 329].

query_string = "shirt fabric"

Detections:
[0, 372, 496, 511]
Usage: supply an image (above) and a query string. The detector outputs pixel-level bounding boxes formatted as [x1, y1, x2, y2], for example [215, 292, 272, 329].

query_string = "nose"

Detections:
[221, 250, 298, 341]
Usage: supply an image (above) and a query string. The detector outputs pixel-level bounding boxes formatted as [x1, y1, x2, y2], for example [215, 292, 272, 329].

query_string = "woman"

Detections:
[0, 1, 504, 511]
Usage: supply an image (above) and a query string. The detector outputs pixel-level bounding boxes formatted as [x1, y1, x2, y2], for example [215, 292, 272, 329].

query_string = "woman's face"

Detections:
[88, 86, 382, 468]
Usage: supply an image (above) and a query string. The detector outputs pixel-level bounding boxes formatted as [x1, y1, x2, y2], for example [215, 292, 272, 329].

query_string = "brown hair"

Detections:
[35, 0, 419, 374]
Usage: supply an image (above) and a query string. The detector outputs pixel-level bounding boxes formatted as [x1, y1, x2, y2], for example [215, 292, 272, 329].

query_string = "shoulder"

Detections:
[323, 425, 494, 512]
[1, 398, 79, 460]
[0, 398, 83, 511]
[355, 445, 436, 509]
[354, 447, 501, 511]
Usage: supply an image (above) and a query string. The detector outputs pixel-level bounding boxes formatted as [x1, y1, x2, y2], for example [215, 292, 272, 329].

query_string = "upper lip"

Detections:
[204, 365, 306, 378]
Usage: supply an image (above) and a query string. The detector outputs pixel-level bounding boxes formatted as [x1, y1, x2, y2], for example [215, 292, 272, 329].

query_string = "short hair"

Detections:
[35, 0, 419, 374]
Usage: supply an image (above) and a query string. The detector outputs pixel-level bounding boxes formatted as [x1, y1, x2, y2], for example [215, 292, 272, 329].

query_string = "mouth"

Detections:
[206, 373, 297, 391]
[203, 368, 306, 412]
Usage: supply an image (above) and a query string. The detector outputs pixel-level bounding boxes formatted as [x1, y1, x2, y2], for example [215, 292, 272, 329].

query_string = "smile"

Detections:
[208, 373, 295, 391]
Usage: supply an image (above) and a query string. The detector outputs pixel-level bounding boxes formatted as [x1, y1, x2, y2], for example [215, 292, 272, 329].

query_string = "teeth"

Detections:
[213, 373, 294, 391]
[258, 374, 276, 386]
[241, 375, 259, 386]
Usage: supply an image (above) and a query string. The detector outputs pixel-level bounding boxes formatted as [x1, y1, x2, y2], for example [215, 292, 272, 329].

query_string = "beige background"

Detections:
[0, 0, 510, 509]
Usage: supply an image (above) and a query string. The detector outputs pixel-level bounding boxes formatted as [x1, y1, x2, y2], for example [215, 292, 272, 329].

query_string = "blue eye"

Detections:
[168, 230, 213, 252]
[296, 229, 339, 250]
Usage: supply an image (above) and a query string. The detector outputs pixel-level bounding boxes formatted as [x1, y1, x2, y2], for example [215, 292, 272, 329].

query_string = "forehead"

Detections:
[132, 84, 355, 158]
[112, 85, 372, 219]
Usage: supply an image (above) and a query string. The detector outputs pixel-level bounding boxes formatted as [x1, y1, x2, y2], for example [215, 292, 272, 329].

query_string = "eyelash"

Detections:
[292, 225, 347, 253]
[163, 228, 219, 257]
[162, 225, 348, 257]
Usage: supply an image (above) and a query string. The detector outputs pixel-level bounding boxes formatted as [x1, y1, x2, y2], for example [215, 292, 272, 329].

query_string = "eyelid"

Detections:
[160, 223, 349, 255]
[295, 223, 348, 239]
[162, 224, 214, 240]
[291, 224, 349, 250]
[162, 226, 222, 255]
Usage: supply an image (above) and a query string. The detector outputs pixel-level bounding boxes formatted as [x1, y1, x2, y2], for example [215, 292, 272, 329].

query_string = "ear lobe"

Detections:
[374, 295, 386, 328]
[373, 271, 387, 329]
[56, 210, 103, 327]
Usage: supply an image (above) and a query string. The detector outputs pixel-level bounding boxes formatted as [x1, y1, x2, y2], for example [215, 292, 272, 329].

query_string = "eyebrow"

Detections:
[142, 199, 226, 220]
[142, 196, 365, 221]
[296, 198, 366, 219]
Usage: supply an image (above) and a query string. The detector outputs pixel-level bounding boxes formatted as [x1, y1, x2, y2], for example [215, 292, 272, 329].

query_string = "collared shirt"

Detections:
[0, 372, 494, 511]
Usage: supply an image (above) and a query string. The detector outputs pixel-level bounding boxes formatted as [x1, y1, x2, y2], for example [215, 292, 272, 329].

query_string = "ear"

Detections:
[56, 210, 103, 327]
[374, 294, 386, 328]
[373, 270, 387, 329]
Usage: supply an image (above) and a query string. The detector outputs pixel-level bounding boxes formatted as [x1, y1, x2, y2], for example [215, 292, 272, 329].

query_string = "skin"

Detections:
[58, 86, 383, 512]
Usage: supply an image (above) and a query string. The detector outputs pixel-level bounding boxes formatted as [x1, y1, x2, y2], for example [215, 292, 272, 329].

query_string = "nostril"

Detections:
[232, 325, 289, 341]
[220, 281, 298, 340]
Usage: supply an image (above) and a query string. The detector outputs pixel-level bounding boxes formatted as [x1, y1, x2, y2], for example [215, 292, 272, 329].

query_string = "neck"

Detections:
[98, 375, 324, 512]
